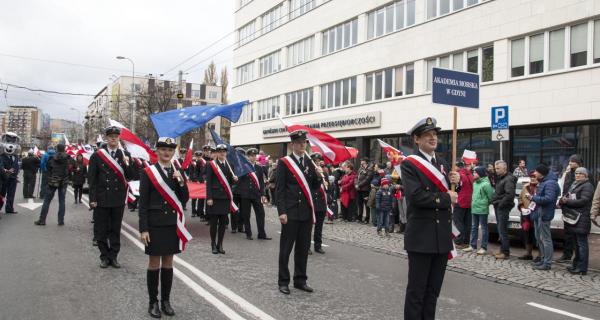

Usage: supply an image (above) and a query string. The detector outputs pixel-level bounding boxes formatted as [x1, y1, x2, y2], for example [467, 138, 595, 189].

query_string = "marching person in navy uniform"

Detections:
[401, 117, 460, 320]
[276, 130, 323, 295]
[88, 126, 136, 269]
[190, 151, 205, 218]
[206, 144, 238, 254]
[310, 152, 327, 254]
[139, 137, 190, 318]
[231, 147, 246, 233]
[238, 148, 272, 240]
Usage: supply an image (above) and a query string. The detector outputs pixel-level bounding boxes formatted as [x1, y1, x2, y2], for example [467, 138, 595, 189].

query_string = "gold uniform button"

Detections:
[435, 198, 440, 204]
[436, 220, 439, 223]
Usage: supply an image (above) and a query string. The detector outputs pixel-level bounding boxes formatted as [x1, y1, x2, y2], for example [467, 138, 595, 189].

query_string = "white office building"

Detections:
[231, 0, 600, 178]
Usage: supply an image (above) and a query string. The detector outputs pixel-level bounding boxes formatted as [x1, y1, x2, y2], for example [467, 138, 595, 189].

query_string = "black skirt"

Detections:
[145, 225, 181, 256]
[207, 199, 231, 215]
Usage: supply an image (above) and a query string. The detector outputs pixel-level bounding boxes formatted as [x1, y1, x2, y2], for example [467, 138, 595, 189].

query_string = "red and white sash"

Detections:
[97, 149, 127, 187]
[406, 155, 460, 260]
[405, 155, 449, 192]
[249, 171, 261, 191]
[320, 185, 334, 218]
[280, 156, 315, 224]
[144, 165, 193, 251]
[209, 161, 239, 213]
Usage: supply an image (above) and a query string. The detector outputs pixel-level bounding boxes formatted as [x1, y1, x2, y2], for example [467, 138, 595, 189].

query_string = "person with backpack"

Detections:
[35, 144, 71, 226]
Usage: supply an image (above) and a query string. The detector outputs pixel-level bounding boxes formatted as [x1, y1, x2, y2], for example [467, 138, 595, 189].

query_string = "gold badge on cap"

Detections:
[165, 138, 173, 144]
[426, 118, 433, 125]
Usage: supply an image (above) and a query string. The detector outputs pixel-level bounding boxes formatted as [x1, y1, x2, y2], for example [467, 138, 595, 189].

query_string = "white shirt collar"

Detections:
[419, 148, 436, 163]
[107, 146, 118, 153]
[292, 152, 304, 163]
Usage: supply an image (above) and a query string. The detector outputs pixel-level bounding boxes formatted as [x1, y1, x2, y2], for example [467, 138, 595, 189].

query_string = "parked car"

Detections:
[487, 177, 565, 244]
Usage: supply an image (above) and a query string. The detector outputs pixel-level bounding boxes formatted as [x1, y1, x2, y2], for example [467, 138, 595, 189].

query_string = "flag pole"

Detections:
[451, 106, 458, 192]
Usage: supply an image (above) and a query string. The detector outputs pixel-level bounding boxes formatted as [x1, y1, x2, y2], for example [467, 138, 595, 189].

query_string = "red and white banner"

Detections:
[462, 149, 478, 165]
[181, 139, 194, 170]
[209, 161, 239, 213]
[378, 139, 405, 175]
[280, 117, 352, 165]
[144, 165, 192, 251]
[97, 149, 127, 187]
[109, 119, 157, 163]
[249, 171, 260, 191]
[280, 156, 315, 224]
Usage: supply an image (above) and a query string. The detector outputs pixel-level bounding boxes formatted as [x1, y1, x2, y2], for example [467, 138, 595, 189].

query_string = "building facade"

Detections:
[231, 0, 600, 179]
[4, 105, 42, 148]
[84, 76, 224, 144]
[50, 118, 84, 143]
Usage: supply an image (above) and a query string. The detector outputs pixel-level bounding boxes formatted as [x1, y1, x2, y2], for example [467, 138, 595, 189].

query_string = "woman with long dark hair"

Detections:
[71, 154, 87, 204]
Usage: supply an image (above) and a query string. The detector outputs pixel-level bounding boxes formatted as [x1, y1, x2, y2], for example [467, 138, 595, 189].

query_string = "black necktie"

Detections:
[431, 157, 437, 168]
[164, 167, 172, 176]
[299, 157, 304, 168]
[111, 151, 116, 159]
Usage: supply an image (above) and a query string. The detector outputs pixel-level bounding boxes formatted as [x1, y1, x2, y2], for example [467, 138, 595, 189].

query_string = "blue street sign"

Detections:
[432, 67, 480, 109]
[491, 106, 509, 129]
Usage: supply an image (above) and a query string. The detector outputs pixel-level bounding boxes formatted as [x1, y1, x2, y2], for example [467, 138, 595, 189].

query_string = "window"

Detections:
[289, 0, 316, 20]
[467, 0, 478, 5]
[453, 0, 463, 10]
[439, 55, 450, 68]
[440, 0, 450, 15]
[452, 52, 464, 71]
[320, 76, 356, 109]
[238, 0, 253, 9]
[427, 0, 478, 19]
[262, 4, 283, 34]
[287, 36, 314, 67]
[594, 20, 600, 63]
[257, 97, 279, 121]
[191, 90, 201, 99]
[511, 38, 525, 77]
[549, 29, 565, 71]
[467, 49, 478, 73]
[259, 51, 281, 77]
[322, 19, 358, 55]
[482, 46, 494, 82]
[238, 21, 255, 46]
[238, 103, 253, 124]
[529, 33, 544, 74]
[426, 59, 435, 91]
[286, 88, 313, 115]
[208, 91, 219, 100]
[236, 61, 254, 85]
[570, 23, 588, 67]
[427, 0, 437, 19]
[367, 1, 415, 40]
[366, 64, 414, 101]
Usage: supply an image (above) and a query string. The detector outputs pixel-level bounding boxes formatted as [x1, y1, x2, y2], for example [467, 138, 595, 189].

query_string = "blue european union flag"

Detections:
[150, 100, 249, 138]
[209, 128, 254, 177]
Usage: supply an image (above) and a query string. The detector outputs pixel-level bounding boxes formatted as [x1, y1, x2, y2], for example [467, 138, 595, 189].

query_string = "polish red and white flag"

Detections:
[181, 139, 194, 170]
[109, 119, 157, 163]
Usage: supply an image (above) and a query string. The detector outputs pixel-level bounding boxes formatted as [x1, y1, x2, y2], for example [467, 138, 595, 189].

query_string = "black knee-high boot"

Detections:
[160, 268, 175, 316]
[147, 269, 160, 318]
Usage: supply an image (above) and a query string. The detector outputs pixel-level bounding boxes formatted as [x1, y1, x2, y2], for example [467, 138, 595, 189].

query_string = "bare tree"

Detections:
[220, 67, 229, 104]
[203, 61, 218, 86]
[134, 81, 178, 143]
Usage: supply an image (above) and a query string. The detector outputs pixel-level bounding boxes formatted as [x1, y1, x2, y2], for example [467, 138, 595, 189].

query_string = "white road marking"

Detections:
[276, 231, 329, 247]
[526, 302, 595, 320]
[75, 190, 277, 320]
[17, 198, 43, 210]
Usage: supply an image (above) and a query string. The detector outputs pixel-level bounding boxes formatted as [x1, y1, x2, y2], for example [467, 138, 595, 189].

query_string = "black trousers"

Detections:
[313, 210, 325, 249]
[240, 197, 267, 238]
[452, 206, 471, 245]
[1, 178, 17, 212]
[231, 195, 243, 231]
[209, 215, 228, 248]
[563, 230, 575, 259]
[23, 172, 36, 198]
[405, 252, 448, 320]
[278, 219, 312, 286]
[93, 206, 125, 261]
[192, 199, 206, 216]
[357, 190, 370, 222]
[73, 185, 83, 202]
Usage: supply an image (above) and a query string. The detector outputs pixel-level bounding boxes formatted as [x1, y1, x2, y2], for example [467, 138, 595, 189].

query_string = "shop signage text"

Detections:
[262, 111, 381, 138]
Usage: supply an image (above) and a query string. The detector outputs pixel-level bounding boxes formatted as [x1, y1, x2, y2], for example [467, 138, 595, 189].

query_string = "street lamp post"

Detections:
[116, 56, 136, 133]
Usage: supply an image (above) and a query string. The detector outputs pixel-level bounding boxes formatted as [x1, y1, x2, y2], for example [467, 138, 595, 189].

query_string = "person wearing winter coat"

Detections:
[39, 147, 56, 199]
[367, 178, 380, 227]
[71, 154, 87, 204]
[35, 144, 71, 226]
[490, 160, 517, 259]
[376, 178, 394, 236]
[517, 173, 539, 261]
[463, 166, 494, 254]
[528, 164, 560, 270]
[339, 162, 357, 222]
[559, 167, 594, 275]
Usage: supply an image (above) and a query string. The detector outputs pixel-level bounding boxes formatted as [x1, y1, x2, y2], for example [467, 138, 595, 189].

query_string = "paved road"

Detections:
[0, 186, 599, 320]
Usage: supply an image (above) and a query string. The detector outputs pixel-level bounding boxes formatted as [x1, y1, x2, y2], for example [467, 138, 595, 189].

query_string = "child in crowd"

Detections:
[376, 178, 394, 236]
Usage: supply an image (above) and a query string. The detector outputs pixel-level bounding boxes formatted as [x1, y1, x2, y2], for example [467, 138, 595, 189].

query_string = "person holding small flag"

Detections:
[276, 130, 323, 295]
[401, 117, 460, 320]
[309, 152, 327, 254]
[238, 148, 271, 241]
[206, 144, 238, 254]
[139, 137, 190, 318]
[87, 126, 135, 269]
[190, 150, 205, 218]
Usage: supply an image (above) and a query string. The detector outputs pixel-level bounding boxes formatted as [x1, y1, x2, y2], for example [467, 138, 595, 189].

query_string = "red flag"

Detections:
[109, 119, 157, 163]
[377, 139, 405, 174]
[181, 139, 194, 170]
[281, 118, 352, 165]
[346, 146, 359, 159]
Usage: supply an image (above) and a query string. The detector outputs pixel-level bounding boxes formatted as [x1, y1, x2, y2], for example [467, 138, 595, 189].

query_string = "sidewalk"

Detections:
[264, 206, 600, 305]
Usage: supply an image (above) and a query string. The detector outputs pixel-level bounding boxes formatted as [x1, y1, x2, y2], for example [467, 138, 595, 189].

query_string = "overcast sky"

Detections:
[0, 0, 234, 123]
